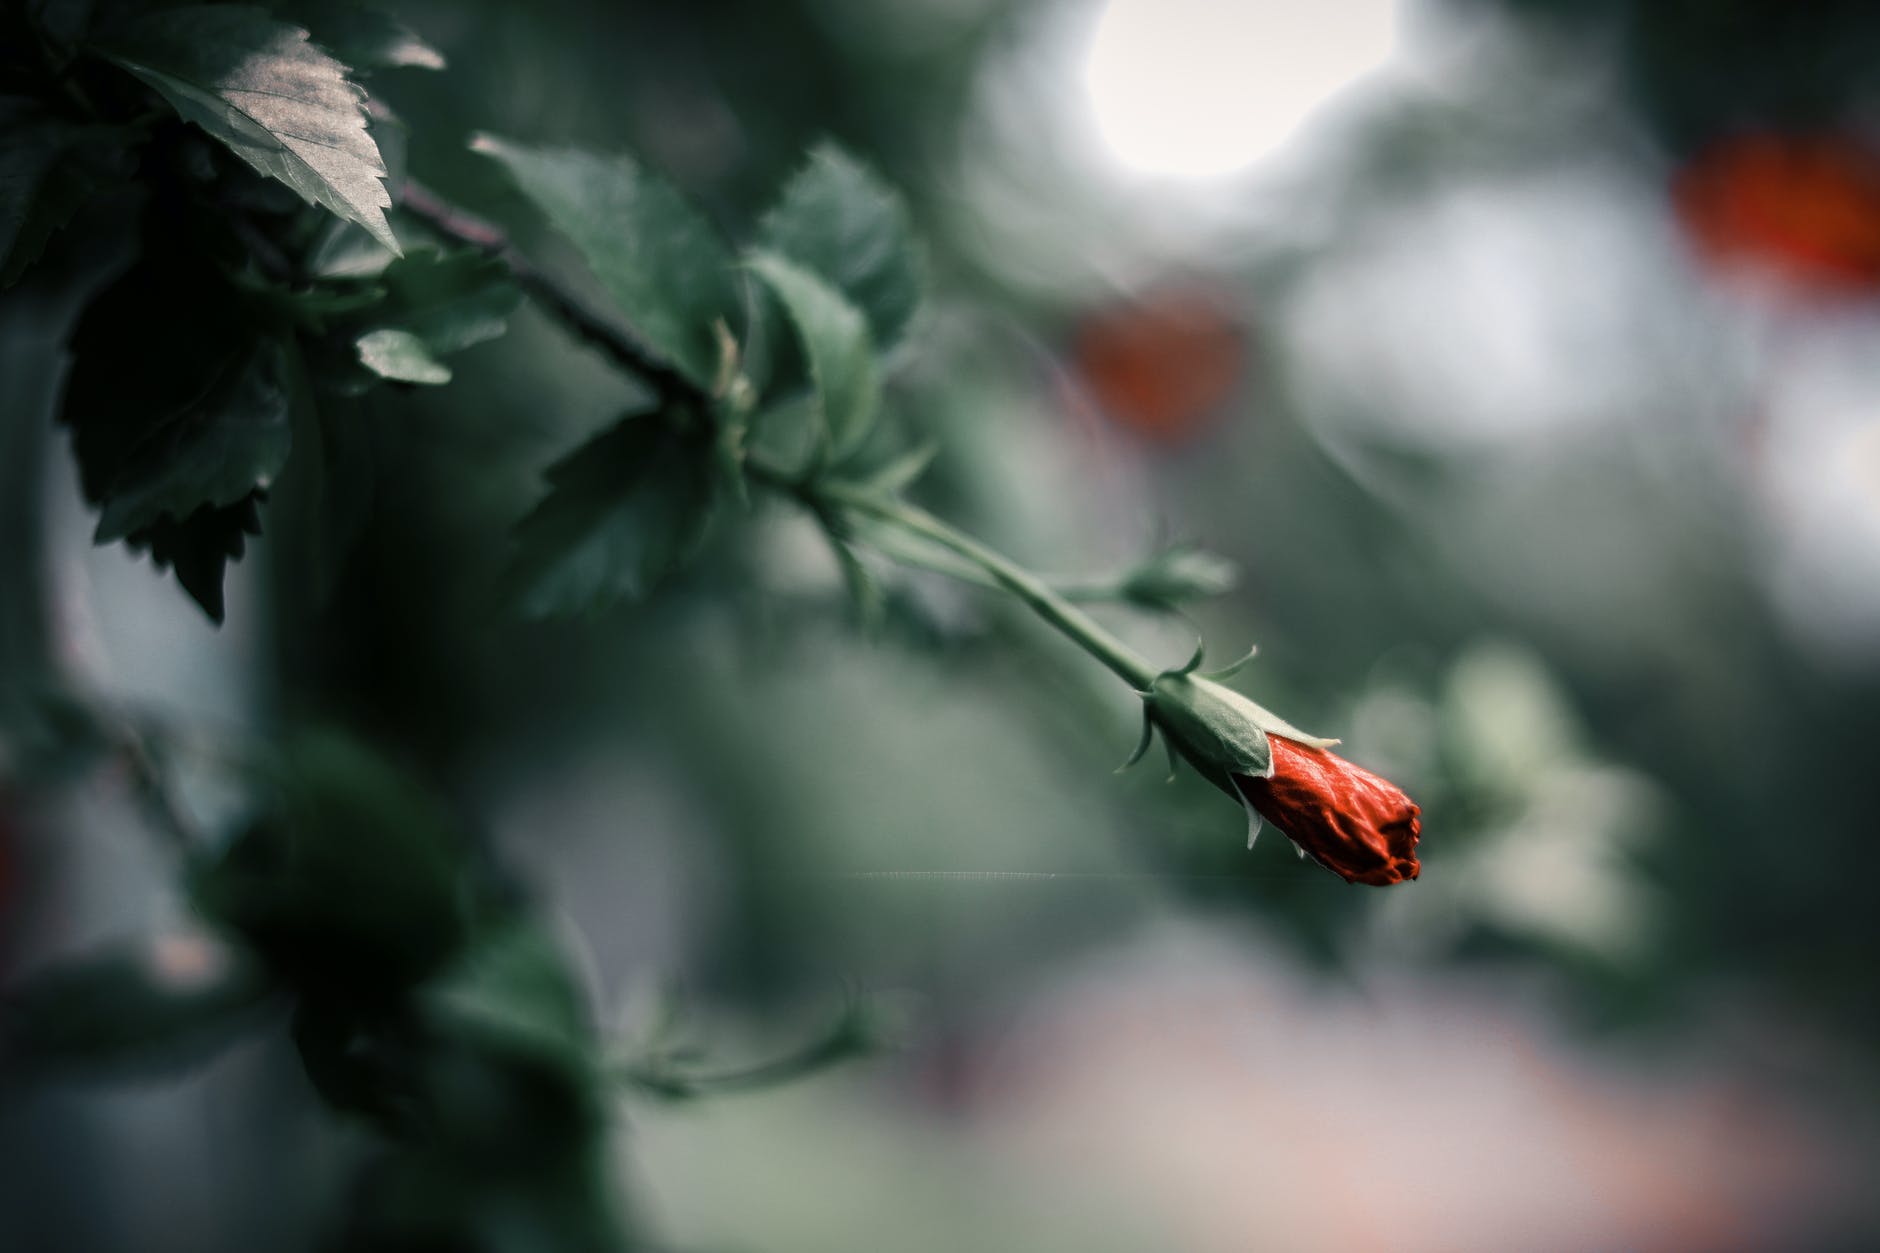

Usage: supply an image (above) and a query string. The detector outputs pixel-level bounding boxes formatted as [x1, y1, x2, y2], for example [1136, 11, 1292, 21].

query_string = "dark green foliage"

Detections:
[348, 247, 518, 384]
[277, 1, 445, 74]
[749, 250, 882, 460]
[0, 940, 274, 1081]
[757, 143, 923, 350]
[59, 236, 293, 621]
[0, 98, 133, 287]
[476, 134, 738, 389]
[504, 411, 720, 617]
[191, 730, 470, 995]
[97, 4, 400, 250]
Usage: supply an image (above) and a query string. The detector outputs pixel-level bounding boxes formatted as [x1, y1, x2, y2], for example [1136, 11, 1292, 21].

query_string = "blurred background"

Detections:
[6, 0, 1880, 1249]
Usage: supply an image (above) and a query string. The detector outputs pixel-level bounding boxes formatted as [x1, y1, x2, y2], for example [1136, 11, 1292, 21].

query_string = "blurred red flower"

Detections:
[1674, 133, 1880, 297]
[1237, 736, 1421, 886]
[1072, 284, 1246, 444]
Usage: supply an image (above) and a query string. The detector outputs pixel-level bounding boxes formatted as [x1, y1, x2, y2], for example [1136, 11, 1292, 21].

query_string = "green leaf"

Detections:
[757, 144, 922, 348]
[130, 496, 269, 625]
[1, 938, 273, 1080]
[98, 5, 400, 252]
[313, 250, 517, 388]
[423, 922, 594, 1078]
[0, 99, 130, 287]
[285, 2, 444, 71]
[60, 242, 295, 622]
[191, 730, 469, 993]
[356, 327, 448, 383]
[504, 413, 718, 617]
[93, 340, 293, 543]
[748, 251, 881, 460]
[369, 248, 517, 353]
[474, 134, 736, 388]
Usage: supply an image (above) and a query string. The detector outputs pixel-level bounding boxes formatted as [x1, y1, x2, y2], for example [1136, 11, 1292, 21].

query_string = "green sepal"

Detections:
[845, 442, 937, 497]
[1144, 673, 1275, 780]
[1201, 644, 1260, 683]
[828, 535, 885, 635]
[1116, 707, 1155, 773]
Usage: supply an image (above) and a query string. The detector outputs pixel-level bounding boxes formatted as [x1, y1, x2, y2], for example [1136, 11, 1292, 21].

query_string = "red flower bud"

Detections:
[1236, 736, 1421, 886]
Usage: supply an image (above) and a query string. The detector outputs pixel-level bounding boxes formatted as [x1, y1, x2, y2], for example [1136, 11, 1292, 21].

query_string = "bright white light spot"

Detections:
[1083, 0, 1398, 178]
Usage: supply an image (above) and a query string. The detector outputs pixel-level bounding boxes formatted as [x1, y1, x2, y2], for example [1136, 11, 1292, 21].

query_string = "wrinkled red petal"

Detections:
[1236, 736, 1420, 887]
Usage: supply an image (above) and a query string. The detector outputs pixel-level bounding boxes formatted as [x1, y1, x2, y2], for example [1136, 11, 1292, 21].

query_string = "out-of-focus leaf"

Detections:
[93, 340, 292, 542]
[0, 99, 131, 288]
[191, 730, 469, 993]
[423, 921, 593, 1078]
[356, 327, 448, 383]
[98, 5, 400, 251]
[829, 535, 885, 633]
[748, 251, 880, 460]
[377, 250, 515, 351]
[284, 2, 444, 71]
[1116, 545, 1239, 609]
[473, 134, 735, 388]
[1, 936, 273, 1081]
[757, 143, 922, 349]
[503, 412, 718, 617]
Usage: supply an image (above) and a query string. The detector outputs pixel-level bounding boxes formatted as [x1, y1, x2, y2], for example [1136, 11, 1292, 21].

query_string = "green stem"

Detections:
[387, 182, 1156, 689]
[819, 483, 1159, 691]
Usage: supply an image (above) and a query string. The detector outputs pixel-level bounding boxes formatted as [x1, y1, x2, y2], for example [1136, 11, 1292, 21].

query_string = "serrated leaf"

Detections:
[504, 413, 718, 617]
[474, 134, 735, 388]
[61, 244, 293, 622]
[356, 327, 448, 383]
[99, 5, 400, 252]
[1, 937, 273, 1081]
[286, 2, 444, 71]
[758, 144, 922, 348]
[748, 251, 881, 460]
[130, 494, 268, 624]
[94, 340, 292, 543]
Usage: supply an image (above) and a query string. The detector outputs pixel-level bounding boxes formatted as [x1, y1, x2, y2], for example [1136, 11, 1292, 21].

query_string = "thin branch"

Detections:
[394, 179, 701, 401]
[111, 717, 201, 853]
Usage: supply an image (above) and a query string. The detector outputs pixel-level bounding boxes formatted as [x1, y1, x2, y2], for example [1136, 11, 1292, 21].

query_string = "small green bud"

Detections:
[1120, 546, 1238, 608]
